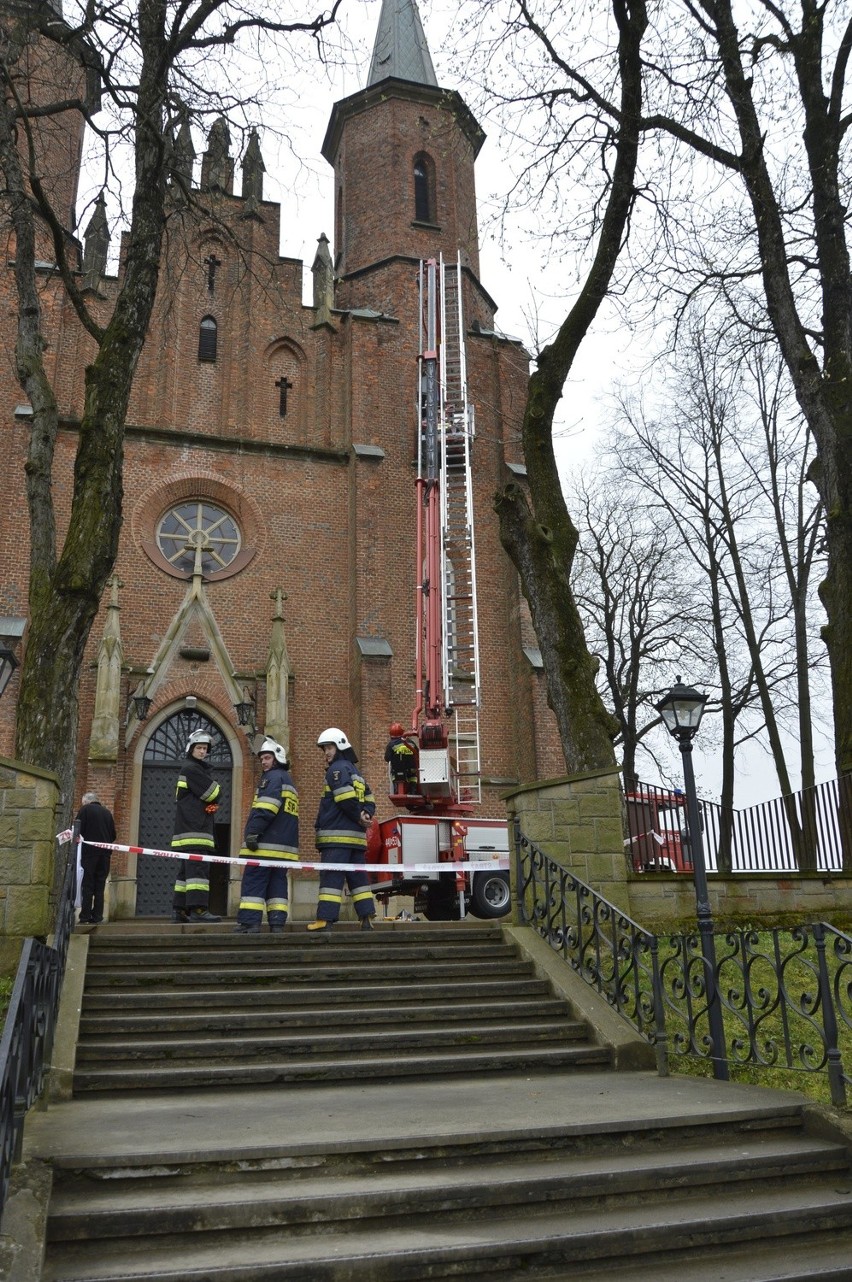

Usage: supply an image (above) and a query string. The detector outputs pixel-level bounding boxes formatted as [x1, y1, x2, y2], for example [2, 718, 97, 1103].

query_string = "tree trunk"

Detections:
[495, 0, 646, 775]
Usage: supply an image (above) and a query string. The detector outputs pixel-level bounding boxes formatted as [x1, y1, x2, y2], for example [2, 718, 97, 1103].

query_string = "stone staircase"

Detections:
[30, 922, 852, 1280]
[71, 923, 610, 1093]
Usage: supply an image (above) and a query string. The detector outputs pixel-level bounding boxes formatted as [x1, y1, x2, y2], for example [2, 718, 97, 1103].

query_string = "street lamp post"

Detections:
[655, 678, 729, 1081]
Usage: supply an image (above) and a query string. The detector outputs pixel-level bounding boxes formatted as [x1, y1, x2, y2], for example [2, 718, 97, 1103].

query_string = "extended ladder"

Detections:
[438, 255, 482, 804]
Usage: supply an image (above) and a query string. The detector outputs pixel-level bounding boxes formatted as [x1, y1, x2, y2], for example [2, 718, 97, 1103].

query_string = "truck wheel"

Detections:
[469, 871, 510, 919]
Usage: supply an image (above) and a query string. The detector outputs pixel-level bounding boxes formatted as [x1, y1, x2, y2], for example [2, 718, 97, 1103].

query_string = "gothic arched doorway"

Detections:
[136, 710, 233, 916]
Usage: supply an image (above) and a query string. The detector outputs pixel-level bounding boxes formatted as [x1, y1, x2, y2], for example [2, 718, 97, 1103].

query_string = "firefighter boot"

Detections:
[233, 922, 261, 934]
[306, 920, 333, 933]
[188, 908, 221, 923]
[172, 909, 189, 923]
[360, 916, 375, 932]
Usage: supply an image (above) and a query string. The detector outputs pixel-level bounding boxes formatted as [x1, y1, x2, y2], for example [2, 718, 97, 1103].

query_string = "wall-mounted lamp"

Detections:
[130, 683, 153, 721]
[0, 618, 24, 701]
[234, 688, 256, 733]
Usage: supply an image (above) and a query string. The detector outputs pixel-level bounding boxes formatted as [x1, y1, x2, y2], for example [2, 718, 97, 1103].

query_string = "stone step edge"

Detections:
[46, 1136, 848, 1240]
[41, 1185, 852, 1281]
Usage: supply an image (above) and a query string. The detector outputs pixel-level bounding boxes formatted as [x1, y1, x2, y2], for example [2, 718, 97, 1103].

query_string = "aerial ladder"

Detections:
[369, 255, 509, 920]
[413, 254, 482, 806]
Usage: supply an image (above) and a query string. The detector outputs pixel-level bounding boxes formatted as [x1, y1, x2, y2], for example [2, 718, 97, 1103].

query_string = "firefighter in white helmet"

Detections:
[234, 738, 299, 934]
[171, 728, 222, 923]
[307, 728, 377, 933]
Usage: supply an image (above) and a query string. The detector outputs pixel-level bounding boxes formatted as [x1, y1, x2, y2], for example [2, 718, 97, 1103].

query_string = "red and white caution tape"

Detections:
[56, 833, 508, 876]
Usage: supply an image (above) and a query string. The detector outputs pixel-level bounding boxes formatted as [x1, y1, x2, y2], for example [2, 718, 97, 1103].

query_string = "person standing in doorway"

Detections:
[75, 791, 116, 925]
[234, 738, 299, 934]
[171, 729, 221, 923]
[308, 727, 377, 934]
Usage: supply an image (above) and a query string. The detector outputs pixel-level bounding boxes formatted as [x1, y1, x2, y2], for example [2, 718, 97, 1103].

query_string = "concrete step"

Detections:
[78, 976, 553, 1012]
[83, 939, 521, 969]
[78, 997, 570, 1036]
[76, 1017, 588, 1061]
[72, 1045, 613, 1094]
[47, 1132, 848, 1241]
[40, 1182, 852, 1281]
[81, 957, 534, 988]
[83, 928, 502, 948]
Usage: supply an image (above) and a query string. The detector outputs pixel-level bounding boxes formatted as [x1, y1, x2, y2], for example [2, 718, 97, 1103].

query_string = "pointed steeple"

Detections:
[200, 116, 233, 193]
[241, 129, 265, 202]
[82, 192, 109, 287]
[171, 106, 195, 189]
[367, 0, 438, 88]
[311, 233, 335, 323]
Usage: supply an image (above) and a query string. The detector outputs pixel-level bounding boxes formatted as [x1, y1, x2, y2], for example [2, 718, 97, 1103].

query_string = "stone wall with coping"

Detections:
[504, 766, 630, 915]
[628, 870, 852, 929]
[505, 770, 852, 930]
[0, 756, 60, 974]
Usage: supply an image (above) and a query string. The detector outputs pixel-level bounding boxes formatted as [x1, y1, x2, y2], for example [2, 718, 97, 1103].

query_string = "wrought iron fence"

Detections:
[0, 836, 76, 1214]
[626, 774, 852, 875]
[515, 823, 852, 1107]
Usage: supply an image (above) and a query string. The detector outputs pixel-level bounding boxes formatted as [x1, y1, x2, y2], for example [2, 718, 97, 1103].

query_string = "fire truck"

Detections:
[624, 785, 692, 873]
[368, 256, 511, 921]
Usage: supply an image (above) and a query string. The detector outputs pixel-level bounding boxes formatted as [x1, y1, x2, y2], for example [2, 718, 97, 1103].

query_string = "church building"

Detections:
[0, 0, 563, 918]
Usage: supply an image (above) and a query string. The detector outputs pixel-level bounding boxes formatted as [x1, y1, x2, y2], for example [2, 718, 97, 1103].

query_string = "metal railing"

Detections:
[515, 822, 852, 1106]
[626, 774, 852, 874]
[0, 837, 76, 1214]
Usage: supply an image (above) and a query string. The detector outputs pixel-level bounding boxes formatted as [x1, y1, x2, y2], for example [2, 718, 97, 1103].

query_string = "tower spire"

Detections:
[367, 0, 438, 88]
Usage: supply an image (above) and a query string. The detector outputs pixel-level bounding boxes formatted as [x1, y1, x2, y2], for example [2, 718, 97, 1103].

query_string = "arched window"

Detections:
[198, 315, 218, 362]
[144, 710, 232, 766]
[413, 152, 435, 224]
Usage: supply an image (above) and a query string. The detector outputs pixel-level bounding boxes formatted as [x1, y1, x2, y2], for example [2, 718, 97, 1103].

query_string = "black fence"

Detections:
[515, 821, 852, 1107]
[625, 775, 852, 875]
[0, 836, 76, 1214]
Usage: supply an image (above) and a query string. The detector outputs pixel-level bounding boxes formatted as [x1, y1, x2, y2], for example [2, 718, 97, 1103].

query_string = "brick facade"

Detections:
[0, 29, 565, 917]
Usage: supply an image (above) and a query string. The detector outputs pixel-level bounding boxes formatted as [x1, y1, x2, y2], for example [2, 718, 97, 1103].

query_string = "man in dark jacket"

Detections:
[171, 729, 221, 923]
[234, 738, 299, 934]
[75, 791, 116, 924]
[307, 727, 377, 934]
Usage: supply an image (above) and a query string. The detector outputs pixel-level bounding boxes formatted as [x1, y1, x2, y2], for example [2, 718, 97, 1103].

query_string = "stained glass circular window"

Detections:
[156, 502, 241, 576]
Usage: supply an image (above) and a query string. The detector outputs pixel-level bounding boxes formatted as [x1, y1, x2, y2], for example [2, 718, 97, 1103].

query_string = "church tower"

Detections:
[323, 0, 489, 321]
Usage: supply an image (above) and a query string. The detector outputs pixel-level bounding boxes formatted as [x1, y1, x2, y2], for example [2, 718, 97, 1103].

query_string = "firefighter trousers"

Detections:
[173, 854, 213, 911]
[237, 863, 289, 928]
[314, 846, 376, 923]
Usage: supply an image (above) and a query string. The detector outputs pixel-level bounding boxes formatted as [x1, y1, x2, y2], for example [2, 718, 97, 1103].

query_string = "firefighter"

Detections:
[307, 727, 377, 934]
[234, 739, 299, 934]
[171, 729, 222, 923]
[384, 721, 418, 795]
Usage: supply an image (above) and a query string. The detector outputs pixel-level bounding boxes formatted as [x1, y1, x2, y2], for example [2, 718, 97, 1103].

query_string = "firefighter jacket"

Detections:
[171, 755, 220, 852]
[315, 757, 376, 851]
[240, 764, 299, 860]
[385, 736, 416, 781]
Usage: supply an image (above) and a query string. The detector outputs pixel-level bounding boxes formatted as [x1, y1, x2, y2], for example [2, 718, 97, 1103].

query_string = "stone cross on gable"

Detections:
[271, 587, 288, 617]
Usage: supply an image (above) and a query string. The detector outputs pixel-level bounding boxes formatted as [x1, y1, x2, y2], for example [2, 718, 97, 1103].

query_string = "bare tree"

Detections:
[570, 480, 712, 783]
[611, 314, 826, 865]
[0, 0, 338, 811]
[457, 0, 850, 774]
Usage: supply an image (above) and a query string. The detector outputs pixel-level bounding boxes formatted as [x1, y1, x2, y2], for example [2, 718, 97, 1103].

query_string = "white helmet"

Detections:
[185, 730, 213, 753]
[317, 727, 351, 752]
[258, 737, 288, 766]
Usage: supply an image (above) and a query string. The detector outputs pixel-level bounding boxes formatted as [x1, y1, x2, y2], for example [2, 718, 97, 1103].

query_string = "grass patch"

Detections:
[0, 975, 12, 1027]
[656, 927, 852, 1113]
